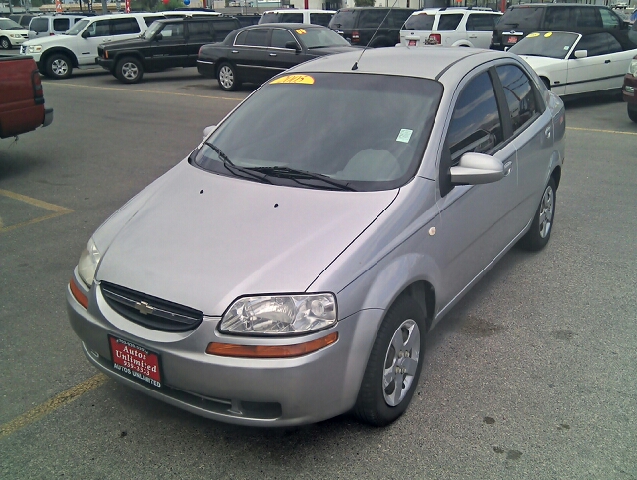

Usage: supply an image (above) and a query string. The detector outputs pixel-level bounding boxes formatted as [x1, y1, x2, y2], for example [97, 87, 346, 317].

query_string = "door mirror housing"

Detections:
[203, 125, 216, 139]
[154, 32, 163, 41]
[574, 49, 587, 59]
[81, 29, 90, 38]
[449, 152, 504, 185]
[285, 41, 300, 51]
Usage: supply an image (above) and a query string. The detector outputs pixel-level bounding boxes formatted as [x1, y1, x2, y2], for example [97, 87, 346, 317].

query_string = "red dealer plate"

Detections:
[108, 335, 162, 388]
[507, 36, 520, 44]
[408, 39, 417, 46]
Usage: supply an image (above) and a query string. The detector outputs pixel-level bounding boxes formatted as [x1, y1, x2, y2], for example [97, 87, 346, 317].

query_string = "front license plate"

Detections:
[408, 39, 417, 46]
[506, 36, 519, 44]
[108, 335, 162, 388]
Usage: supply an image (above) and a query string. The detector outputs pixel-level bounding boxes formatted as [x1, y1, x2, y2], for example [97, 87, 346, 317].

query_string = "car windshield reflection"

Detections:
[510, 31, 580, 59]
[193, 72, 442, 191]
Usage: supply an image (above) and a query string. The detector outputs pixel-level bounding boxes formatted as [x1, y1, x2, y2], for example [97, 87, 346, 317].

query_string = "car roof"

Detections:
[510, 3, 607, 7]
[242, 23, 328, 29]
[263, 9, 335, 13]
[290, 46, 509, 81]
[411, 7, 498, 15]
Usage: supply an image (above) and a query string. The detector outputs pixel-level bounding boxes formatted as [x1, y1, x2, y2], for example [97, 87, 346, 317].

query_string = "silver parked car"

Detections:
[67, 47, 565, 427]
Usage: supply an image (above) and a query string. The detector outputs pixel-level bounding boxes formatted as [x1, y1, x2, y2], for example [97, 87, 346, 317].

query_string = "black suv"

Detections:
[492, 4, 628, 50]
[328, 7, 416, 47]
[97, 16, 241, 84]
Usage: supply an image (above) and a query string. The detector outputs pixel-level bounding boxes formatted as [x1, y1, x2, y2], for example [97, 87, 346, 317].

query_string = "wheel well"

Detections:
[397, 281, 435, 332]
[540, 76, 550, 90]
[215, 59, 231, 76]
[41, 48, 79, 68]
[551, 165, 561, 190]
[114, 53, 145, 65]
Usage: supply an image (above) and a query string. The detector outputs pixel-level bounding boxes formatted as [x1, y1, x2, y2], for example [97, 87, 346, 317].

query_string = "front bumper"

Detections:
[623, 74, 636, 106]
[66, 272, 381, 426]
[97, 58, 115, 72]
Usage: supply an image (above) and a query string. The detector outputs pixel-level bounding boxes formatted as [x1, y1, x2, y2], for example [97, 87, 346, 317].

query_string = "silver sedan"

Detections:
[67, 46, 565, 427]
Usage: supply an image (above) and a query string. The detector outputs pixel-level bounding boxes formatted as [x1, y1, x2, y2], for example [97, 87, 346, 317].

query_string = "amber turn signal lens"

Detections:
[70, 278, 89, 309]
[206, 332, 338, 358]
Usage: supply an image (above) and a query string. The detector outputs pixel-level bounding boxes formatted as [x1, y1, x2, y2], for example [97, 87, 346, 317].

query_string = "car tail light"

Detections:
[352, 30, 360, 43]
[428, 33, 441, 45]
[31, 69, 44, 105]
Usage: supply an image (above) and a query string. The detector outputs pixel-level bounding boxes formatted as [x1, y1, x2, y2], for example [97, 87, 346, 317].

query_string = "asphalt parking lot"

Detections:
[1, 67, 636, 479]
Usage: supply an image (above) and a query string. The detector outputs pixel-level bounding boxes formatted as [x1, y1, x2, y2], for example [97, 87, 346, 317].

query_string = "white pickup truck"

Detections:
[399, 8, 501, 49]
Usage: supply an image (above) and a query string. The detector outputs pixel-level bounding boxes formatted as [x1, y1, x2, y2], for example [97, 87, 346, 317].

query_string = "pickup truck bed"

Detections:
[0, 55, 53, 138]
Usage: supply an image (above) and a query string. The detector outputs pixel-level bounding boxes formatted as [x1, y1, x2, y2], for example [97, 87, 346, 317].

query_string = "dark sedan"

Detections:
[197, 23, 360, 90]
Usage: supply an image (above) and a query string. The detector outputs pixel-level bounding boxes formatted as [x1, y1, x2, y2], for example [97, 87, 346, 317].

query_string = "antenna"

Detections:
[351, 0, 401, 71]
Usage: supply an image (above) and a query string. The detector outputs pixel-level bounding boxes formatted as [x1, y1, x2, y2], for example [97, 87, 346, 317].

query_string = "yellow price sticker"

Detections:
[296, 29, 307, 34]
[270, 75, 315, 85]
[544, 32, 553, 37]
[527, 32, 540, 38]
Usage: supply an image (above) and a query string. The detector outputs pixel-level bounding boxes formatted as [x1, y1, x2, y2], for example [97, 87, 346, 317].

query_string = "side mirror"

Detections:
[449, 152, 504, 185]
[81, 29, 90, 38]
[203, 125, 216, 139]
[574, 49, 587, 59]
[285, 40, 300, 51]
[155, 32, 163, 41]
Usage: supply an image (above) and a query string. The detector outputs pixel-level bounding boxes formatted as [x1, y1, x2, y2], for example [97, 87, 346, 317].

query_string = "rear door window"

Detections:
[436, 14, 463, 31]
[359, 9, 388, 28]
[111, 18, 141, 35]
[236, 28, 269, 46]
[543, 7, 570, 30]
[599, 8, 621, 29]
[30, 18, 48, 32]
[573, 7, 600, 28]
[279, 13, 304, 23]
[310, 13, 333, 27]
[495, 65, 540, 134]
[187, 21, 212, 40]
[500, 6, 543, 30]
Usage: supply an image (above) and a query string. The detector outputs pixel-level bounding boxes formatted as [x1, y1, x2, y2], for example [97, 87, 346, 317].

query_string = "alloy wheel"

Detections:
[382, 319, 420, 406]
[219, 65, 234, 90]
[121, 62, 139, 81]
[538, 184, 554, 239]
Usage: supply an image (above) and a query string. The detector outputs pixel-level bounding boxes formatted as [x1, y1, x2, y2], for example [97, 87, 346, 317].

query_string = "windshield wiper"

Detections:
[247, 166, 355, 191]
[203, 142, 272, 185]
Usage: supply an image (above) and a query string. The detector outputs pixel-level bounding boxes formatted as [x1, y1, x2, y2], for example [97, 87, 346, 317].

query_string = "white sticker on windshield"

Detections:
[396, 129, 413, 143]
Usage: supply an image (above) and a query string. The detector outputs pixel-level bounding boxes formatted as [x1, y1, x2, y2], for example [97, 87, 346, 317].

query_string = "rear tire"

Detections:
[519, 177, 556, 251]
[628, 104, 637, 123]
[354, 296, 426, 426]
[46, 53, 73, 80]
[115, 57, 144, 84]
[217, 62, 239, 91]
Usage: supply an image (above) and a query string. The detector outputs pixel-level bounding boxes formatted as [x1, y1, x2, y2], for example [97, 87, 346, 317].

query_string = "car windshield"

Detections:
[298, 27, 351, 48]
[0, 18, 23, 30]
[402, 13, 435, 30]
[193, 72, 442, 191]
[510, 31, 579, 59]
[142, 21, 164, 39]
[66, 19, 90, 35]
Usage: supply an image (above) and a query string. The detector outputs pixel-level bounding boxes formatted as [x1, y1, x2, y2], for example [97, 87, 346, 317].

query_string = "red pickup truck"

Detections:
[0, 55, 53, 139]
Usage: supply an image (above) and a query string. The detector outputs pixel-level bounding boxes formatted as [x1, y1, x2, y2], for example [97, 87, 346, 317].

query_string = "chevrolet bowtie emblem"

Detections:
[134, 301, 154, 315]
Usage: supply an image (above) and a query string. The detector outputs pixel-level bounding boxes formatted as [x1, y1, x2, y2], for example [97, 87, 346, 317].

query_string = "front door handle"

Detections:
[269, 53, 277, 57]
[545, 126, 552, 139]
[503, 161, 512, 176]
[605, 59, 611, 64]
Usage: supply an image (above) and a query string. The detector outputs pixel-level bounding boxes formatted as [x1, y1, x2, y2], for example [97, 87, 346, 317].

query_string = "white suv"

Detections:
[399, 8, 501, 49]
[20, 12, 164, 79]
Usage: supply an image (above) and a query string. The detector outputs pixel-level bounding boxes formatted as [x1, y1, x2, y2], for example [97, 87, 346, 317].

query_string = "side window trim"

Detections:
[489, 66, 514, 141]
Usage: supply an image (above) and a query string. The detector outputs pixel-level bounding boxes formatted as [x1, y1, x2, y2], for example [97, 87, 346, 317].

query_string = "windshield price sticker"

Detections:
[295, 29, 307, 34]
[527, 32, 540, 38]
[544, 32, 553, 38]
[109, 336, 162, 388]
[270, 75, 315, 85]
[396, 129, 413, 143]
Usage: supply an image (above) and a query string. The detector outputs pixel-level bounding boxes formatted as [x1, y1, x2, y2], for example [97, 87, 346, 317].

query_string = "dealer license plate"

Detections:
[408, 39, 417, 46]
[108, 335, 162, 388]
[506, 36, 520, 44]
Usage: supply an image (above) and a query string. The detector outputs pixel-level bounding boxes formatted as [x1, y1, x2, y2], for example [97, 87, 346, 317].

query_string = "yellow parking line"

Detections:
[46, 82, 242, 101]
[567, 126, 637, 136]
[0, 189, 73, 234]
[0, 374, 108, 440]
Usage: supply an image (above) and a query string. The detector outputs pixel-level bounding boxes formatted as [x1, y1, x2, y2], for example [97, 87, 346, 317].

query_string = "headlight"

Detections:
[27, 45, 42, 54]
[78, 238, 101, 287]
[10, 34, 21, 38]
[629, 59, 637, 77]
[220, 294, 337, 335]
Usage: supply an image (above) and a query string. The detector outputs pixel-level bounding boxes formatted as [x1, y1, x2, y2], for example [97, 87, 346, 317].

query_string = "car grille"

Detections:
[20, 45, 27, 54]
[100, 281, 204, 332]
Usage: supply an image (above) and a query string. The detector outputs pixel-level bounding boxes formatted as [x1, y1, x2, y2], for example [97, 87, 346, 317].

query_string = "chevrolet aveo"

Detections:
[67, 47, 565, 427]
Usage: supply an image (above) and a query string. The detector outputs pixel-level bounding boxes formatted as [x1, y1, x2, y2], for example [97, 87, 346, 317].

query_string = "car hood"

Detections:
[95, 160, 397, 316]
[307, 45, 361, 57]
[23, 33, 76, 46]
[517, 55, 565, 71]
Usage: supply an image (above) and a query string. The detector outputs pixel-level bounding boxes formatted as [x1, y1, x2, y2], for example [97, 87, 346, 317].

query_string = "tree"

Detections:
[355, 0, 375, 5]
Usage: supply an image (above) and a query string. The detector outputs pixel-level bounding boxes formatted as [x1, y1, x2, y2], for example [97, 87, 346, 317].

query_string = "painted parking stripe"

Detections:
[567, 127, 637, 136]
[46, 82, 242, 101]
[0, 189, 73, 234]
[0, 374, 108, 440]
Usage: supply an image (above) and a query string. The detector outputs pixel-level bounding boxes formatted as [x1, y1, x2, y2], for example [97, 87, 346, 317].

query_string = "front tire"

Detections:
[46, 53, 73, 80]
[217, 62, 239, 91]
[520, 177, 556, 251]
[628, 104, 637, 123]
[0, 37, 11, 50]
[115, 57, 144, 84]
[354, 296, 426, 427]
